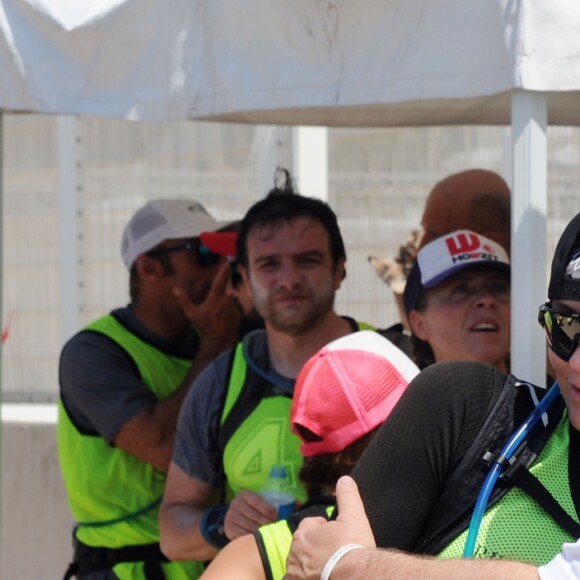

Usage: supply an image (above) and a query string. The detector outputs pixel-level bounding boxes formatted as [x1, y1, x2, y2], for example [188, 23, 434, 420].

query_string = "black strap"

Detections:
[507, 462, 580, 538]
[217, 348, 293, 457]
[62, 561, 78, 580]
[64, 537, 168, 579]
[286, 495, 337, 533]
[200, 503, 231, 548]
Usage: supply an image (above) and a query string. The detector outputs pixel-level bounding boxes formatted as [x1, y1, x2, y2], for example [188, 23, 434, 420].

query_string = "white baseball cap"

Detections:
[403, 229, 510, 315]
[121, 199, 230, 269]
[417, 229, 510, 289]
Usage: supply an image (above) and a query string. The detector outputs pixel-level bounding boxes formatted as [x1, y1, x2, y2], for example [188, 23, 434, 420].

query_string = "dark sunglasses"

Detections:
[538, 302, 580, 362]
[147, 240, 220, 267]
[229, 260, 243, 288]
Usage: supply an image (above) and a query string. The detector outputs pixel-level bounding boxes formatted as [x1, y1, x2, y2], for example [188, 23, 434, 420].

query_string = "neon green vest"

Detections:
[439, 414, 575, 565]
[257, 505, 335, 580]
[57, 314, 203, 579]
[220, 322, 375, 504]
[220, 343, 306, 503]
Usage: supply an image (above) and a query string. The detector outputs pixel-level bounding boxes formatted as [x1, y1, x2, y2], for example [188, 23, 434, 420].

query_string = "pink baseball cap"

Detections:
[291, 330, 419, 457]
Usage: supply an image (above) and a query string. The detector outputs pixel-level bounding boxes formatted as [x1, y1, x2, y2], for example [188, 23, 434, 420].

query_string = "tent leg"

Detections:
[292, 126, 328, 201]
[511, 89, 547, 385]
[0, 111, 3, 531]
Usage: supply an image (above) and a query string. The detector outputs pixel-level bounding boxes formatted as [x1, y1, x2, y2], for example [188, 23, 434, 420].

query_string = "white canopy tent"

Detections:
[2, 0, 580, 383]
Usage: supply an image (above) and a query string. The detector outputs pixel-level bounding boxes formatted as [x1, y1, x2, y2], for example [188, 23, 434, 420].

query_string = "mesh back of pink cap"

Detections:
[291, 331, 419, 457]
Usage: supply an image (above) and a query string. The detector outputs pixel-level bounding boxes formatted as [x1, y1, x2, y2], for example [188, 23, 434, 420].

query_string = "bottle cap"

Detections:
[269, 465, 288, 478]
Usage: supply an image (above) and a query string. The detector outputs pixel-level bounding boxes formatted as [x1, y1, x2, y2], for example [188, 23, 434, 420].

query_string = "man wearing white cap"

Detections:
[58, 199, 242, 579]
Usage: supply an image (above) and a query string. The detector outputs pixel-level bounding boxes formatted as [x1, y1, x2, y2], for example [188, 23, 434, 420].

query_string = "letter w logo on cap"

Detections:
[445, 231, 480, 256]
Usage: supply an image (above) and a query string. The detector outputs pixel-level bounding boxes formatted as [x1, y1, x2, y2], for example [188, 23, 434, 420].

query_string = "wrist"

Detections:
[200, 503, 230, 549]
[320, 543, 367, 580]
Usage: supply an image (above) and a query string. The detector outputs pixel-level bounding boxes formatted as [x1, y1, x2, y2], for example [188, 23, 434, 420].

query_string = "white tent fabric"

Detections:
[0, 0, 577, 384]
[1, 0, 580, 125]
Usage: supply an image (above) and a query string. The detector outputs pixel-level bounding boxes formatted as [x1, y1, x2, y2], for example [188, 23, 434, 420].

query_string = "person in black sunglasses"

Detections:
[159, 169, 376, 567]
[539, 214, 580, 433]
[284, 211, 580, 579]
[58, 199, 242, 579]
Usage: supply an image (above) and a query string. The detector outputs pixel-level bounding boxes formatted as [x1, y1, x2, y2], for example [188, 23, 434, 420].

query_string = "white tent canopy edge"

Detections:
[1, 0, 580, 123]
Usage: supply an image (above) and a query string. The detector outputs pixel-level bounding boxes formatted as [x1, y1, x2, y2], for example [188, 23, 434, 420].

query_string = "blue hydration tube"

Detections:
[462, 381, 561, 558]
[241, 330, 295, 391]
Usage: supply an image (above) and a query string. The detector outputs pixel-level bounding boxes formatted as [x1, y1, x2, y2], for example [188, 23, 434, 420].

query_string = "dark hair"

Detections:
[409, 289, 436, 369]
[295, 425, 379, 499]
[236, 168, 346, 275]
[410, 333, 436, 370]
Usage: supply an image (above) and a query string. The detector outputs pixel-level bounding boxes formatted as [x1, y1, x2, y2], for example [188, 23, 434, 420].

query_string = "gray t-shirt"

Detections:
[59, 306, 199, 443]
[172, 329, 293, 488]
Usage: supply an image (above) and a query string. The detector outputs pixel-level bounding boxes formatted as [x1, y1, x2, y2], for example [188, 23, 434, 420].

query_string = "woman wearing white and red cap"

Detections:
[403, 229, 511, 372]
[199, 330, 419, 580]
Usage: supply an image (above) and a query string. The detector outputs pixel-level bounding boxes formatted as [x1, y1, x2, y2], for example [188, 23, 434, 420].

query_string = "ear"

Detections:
[333, 257, 346, 289]
[409, 310, 429, 341]
[135, 254, 165, 282]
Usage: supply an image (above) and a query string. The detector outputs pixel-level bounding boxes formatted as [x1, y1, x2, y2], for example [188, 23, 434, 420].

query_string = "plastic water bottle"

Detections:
[260, 464, 295, 520]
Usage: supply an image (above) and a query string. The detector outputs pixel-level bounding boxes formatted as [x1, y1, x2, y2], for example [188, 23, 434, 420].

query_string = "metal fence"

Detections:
[2, 115, 578, 402]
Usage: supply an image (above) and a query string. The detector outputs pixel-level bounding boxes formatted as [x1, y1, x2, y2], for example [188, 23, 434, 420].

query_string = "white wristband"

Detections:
[320, 543, 366, 580]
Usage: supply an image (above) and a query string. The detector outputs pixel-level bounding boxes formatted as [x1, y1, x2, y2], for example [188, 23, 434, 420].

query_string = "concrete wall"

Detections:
[1, 406, 73, 579]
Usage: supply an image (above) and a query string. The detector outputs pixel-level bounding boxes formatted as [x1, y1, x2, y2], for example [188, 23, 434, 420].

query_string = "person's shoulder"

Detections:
[375, 323, 413, 357]
[184, 345, 239, 402]
[399, 361, 508, 413]
[244, 329, 268, 354]
[59, 311, 143, 380]
[341, 316, 375, 333]
[60, 317, 119, 357]
[211, 346, 238, 371]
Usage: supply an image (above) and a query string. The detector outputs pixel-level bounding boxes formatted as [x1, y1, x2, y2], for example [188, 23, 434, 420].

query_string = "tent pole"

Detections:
[511, 89, 547, 386]
[292, 127, 328, 202]
[254, 126, 283, 199]
[0, 111, 3, 552]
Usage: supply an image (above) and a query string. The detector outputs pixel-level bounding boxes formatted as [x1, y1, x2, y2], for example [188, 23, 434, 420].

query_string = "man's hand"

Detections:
[174, 262, 241, 348]
[285, 476, 375, 579]
[224, 490, 278, 540]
